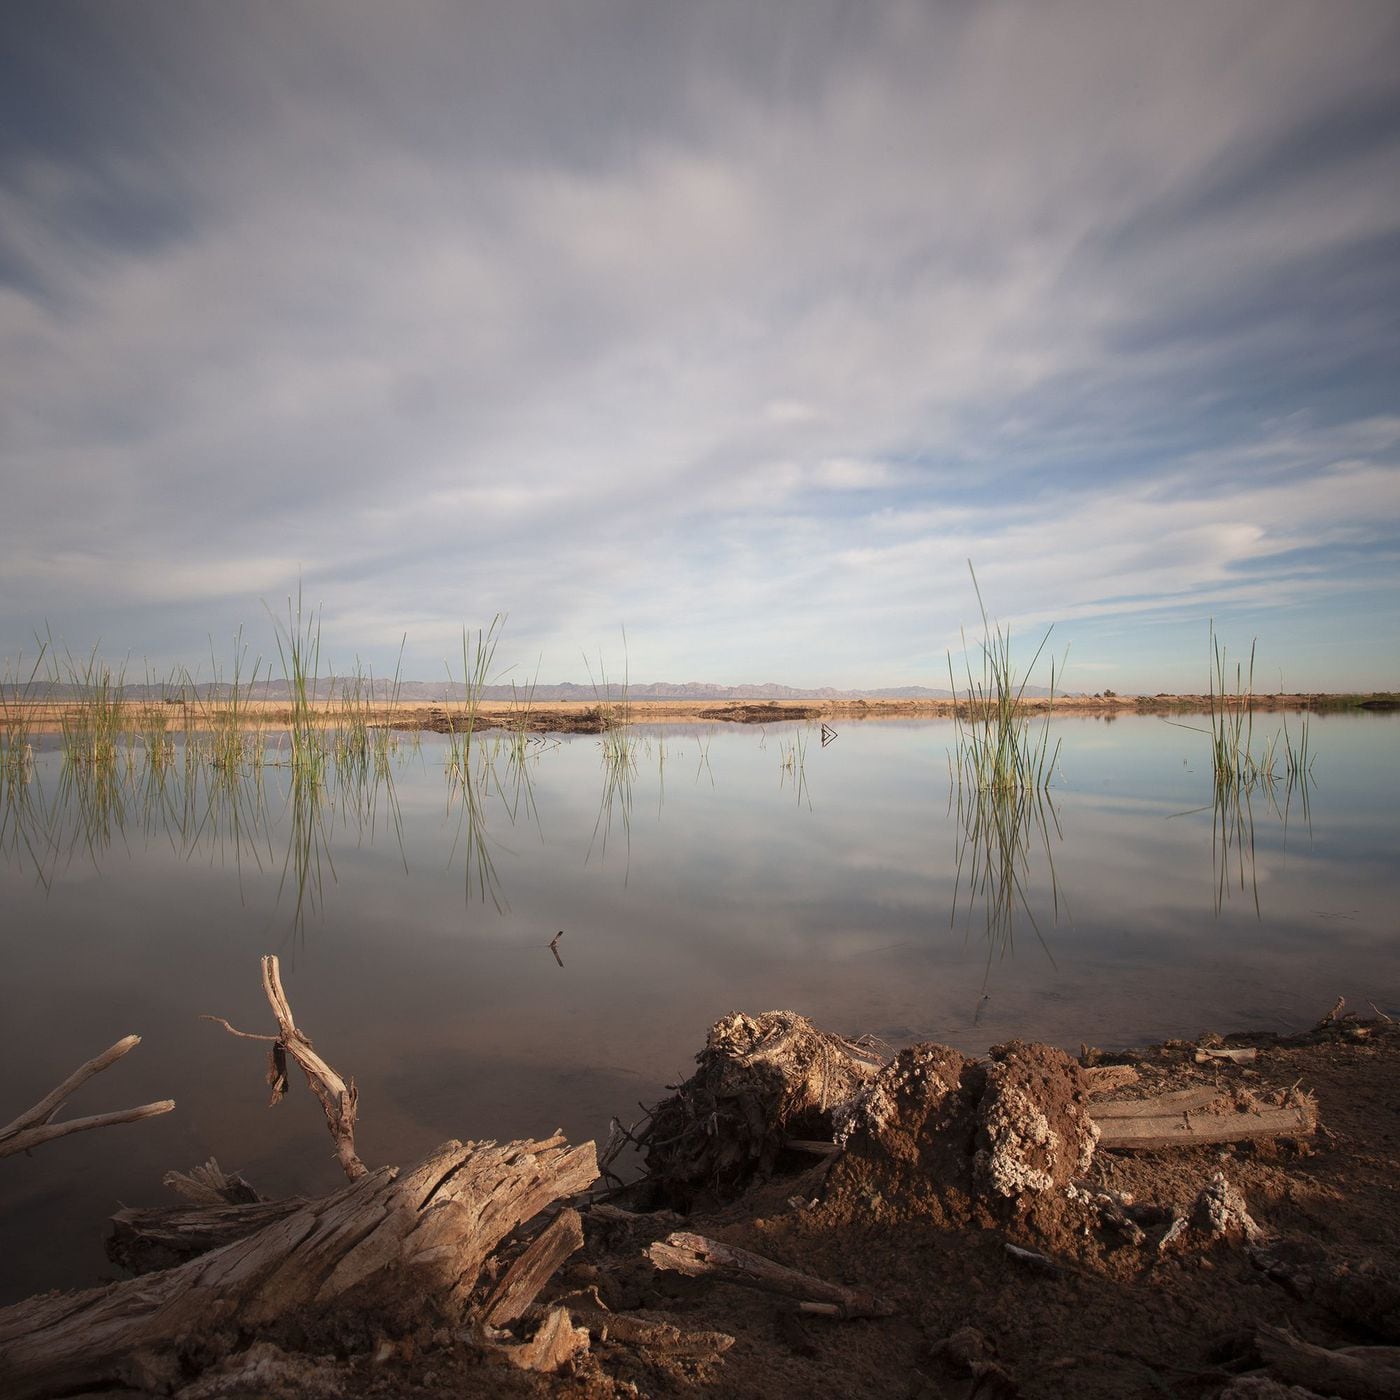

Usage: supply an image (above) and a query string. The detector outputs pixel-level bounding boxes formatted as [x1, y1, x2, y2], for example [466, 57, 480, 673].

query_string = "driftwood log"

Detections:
[0, 1134, 597, 1400]
[1090, 1085, 1317, 1150]
[0, 1034, 172, 1160]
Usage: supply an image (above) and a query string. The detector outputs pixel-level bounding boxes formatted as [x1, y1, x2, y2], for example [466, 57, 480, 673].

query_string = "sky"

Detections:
[2, 1, 1399, 694]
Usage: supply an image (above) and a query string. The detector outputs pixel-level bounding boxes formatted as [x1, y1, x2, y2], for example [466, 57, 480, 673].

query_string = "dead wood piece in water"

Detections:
[485, 1207, 584, 1326]
[647, 1230, 896, 1318]
[1255, 1324, 1400, 1400]
[638, 1009, 885, 1206]
[108, 1196, 310, 1275]
[1091, 1086, 1317, 1150]
[1315, 996, 1347, 1030]
[0, 1134, 597, 1400]
[109, 1158, 285, 1273]
[0, 1035, 173, 1160]
[164, 1157, 262, 1206]
[205, 953, 366, 1181]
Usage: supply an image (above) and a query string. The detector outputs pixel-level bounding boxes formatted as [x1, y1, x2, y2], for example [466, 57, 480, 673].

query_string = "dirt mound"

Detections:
[825, 1040, 1098, 1240]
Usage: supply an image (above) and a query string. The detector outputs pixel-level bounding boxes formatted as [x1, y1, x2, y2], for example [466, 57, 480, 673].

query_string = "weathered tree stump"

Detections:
[0, 1134, 596, 1400]
[638, 1009, 884, 1206]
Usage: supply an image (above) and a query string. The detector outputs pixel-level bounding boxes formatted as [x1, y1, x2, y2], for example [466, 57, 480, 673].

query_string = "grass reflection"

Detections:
[949, 775, 1063, 974]
[1169, 624, 1317, 914]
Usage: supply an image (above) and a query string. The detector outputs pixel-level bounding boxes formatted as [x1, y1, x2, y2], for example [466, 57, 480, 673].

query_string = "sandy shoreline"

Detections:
[5, 691, 1391, 736]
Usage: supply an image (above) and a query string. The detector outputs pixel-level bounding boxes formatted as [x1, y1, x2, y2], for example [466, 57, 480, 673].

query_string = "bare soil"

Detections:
[317, 1014, 1399, 1400]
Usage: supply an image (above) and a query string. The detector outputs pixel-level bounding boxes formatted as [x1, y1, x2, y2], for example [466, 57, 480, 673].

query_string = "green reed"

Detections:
[445, 615, 504, 780]
[948, 564, 1060, 797]
[945, 565, 1064, 966]
[1202, 622, 1314, 789]
[586, 626, 636, 777]
[270, 588, 327, 786]
[52, 638, 130, 773]
[196, 627, 264, 778]
[1, 644, 47, 797]
[777, 728, 811, 809]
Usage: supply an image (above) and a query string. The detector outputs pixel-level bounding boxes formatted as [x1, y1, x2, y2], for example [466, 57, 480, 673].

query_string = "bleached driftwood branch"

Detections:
[205, 954, 365, 1181]
[0, 1035, 173, 1161]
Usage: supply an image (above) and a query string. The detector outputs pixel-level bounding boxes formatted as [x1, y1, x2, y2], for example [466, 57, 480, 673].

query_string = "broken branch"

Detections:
[647, 1231, 896, 1318]
[206, 954, 365, 1181]
[0, 1035, 173, 1161]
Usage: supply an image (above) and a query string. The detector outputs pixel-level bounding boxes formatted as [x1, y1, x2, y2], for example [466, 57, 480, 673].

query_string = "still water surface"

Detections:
[2, 713, 1397, 1300]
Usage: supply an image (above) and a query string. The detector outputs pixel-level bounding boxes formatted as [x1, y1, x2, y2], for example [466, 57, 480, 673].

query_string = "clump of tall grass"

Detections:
[946, 565, 1064, 963]
[198, 628, 264, 778]
[270, 588, 327, 786]
[55, 640, 129, 773]
[444, 615, 504, 782]
[585, 626, 635, 775]
[947, 564, 1060, 796]
[1167, 623, 1316, 916]
[1202, 623, 1313, 790]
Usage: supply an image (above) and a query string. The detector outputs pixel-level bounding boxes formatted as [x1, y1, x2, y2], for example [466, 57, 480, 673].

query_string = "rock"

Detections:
[1192, 1172, 1263, 1242]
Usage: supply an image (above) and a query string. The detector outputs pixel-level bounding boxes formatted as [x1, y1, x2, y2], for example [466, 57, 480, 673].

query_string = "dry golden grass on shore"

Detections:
[0, 691, 1362, 736]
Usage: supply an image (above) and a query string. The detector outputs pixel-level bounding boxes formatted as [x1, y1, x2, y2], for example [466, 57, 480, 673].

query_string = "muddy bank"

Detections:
[3, 1002, 1397, 1399]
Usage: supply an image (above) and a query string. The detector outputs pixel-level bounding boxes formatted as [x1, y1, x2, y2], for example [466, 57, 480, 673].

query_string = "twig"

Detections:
[647, 1231, 896, 1318]
[0, 1036, 174, 1161]
[206, 954, 366, 1181]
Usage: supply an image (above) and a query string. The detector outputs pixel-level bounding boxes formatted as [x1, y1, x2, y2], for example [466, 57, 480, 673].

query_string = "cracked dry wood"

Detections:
[485, 1207, 585, 1327]
[0, 1135, 597, 1400]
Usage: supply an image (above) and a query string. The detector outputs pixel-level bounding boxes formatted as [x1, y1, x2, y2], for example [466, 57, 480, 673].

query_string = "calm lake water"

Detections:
[2, 713, 1398, 1301]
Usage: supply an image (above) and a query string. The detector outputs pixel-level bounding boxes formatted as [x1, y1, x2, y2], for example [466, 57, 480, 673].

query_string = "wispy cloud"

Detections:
[2, 2, 1398, 689]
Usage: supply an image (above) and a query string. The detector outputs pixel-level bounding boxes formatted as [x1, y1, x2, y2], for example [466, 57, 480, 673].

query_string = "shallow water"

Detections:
[2, 713, 1397, 1300]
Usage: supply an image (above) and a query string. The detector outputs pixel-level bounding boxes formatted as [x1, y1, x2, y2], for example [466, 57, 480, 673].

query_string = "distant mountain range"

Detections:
[14, 678, 1071, 701]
